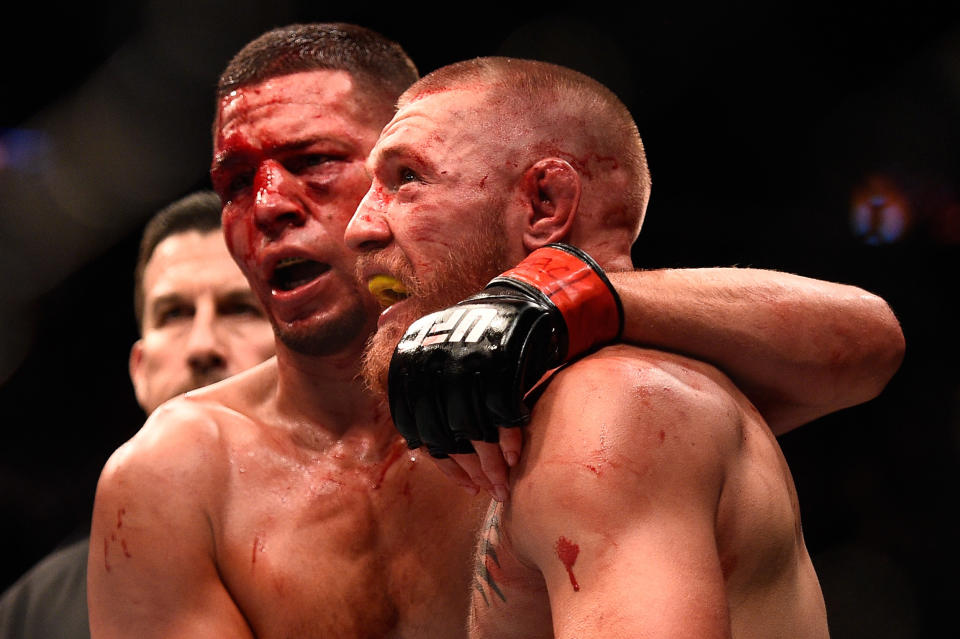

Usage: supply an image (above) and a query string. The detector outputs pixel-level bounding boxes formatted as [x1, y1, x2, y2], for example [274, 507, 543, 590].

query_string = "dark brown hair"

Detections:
[133, 191, 223, 330]
[217, 23, 418, 109]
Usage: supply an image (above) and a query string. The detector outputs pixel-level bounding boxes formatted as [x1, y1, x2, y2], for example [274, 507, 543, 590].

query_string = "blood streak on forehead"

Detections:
[214, 71, 375, 150]
[220, 71, 357, 114]
[212, 131, 255, 167]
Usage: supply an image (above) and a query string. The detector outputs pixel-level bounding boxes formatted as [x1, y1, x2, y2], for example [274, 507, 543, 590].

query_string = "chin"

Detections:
[360, 229, 511, 394]
[273, 303, 372, 357]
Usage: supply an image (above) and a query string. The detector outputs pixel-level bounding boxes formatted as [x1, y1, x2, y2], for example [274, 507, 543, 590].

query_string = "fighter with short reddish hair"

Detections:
[345, 57, 894, 637]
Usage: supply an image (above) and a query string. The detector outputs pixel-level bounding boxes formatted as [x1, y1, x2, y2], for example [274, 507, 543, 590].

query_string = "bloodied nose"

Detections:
[253, 160, 307, 236]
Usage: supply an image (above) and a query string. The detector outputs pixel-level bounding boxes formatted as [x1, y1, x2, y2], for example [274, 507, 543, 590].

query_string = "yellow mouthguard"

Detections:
[368, 275, 409, 307]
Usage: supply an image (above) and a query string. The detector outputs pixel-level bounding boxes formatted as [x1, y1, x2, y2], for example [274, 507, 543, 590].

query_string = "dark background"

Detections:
[1, 2, 957, 636]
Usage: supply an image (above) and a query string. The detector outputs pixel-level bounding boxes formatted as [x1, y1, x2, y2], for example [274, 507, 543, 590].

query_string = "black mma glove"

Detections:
[388, 244, 623, 458]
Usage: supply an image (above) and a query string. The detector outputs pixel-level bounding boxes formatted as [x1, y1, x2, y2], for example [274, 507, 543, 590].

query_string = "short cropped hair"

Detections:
[133, 191, 223, 330]
[401, 57, 651, 235]
[217, 23, 418, 110]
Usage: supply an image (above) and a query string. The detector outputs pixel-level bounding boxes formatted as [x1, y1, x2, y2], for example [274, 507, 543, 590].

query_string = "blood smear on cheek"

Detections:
[555, 536, 581, 592]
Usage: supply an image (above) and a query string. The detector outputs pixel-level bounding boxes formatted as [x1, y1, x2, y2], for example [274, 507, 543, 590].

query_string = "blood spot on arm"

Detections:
[555, 536, 581, 592]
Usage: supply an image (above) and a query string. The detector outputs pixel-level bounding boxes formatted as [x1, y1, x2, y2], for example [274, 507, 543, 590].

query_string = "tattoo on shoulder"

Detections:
[473, 501, 507, 607]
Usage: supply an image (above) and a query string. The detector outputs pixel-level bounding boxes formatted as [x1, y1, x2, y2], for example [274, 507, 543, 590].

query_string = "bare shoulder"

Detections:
[510, 344, 750, 535]
[181, 355, 278, 415]
[531, 343, 748, 451]
[97, 395, 237, 507]
[94, 358, 278, 533]
[102, 358, 276, 487]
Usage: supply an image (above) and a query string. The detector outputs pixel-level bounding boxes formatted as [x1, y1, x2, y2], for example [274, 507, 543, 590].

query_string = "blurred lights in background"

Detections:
[850, 173, 960, 245]
[0, 129, 51, 174]
[850, 175, 912, 245]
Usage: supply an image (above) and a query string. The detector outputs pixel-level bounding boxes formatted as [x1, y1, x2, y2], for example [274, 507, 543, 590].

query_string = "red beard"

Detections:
[358, 226, 509, 397]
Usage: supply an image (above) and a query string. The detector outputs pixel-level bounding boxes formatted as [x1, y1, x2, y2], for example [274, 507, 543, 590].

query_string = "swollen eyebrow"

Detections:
[212, 152, 245, 174]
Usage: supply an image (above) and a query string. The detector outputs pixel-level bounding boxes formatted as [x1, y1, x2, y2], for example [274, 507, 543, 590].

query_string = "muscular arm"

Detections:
[608, 267, 905, 434]
[87, 404, 253, 639]
[387, 249, 904, 496]
[495, 348, 736, 638]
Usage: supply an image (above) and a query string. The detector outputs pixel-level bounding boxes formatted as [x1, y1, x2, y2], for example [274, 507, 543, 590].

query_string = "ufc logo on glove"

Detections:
[400, 307, 500, 348]
[387, 244, 624, 457]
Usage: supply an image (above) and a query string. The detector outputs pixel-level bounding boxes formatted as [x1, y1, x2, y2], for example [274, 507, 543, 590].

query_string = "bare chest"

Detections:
[213, 448, 487, 639]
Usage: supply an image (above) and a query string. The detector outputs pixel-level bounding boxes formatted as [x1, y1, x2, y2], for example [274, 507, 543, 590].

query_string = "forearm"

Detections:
[607, 267, 905, 433]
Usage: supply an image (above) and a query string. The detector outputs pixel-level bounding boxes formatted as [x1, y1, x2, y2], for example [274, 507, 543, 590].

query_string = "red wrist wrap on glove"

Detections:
[498, 245, 622, 359]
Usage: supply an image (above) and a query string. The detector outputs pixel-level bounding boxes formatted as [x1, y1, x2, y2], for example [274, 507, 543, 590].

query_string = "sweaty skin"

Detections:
[468, 345, 829, 639]
[91, 371, 488, 638]
[90, 60, 899, 637]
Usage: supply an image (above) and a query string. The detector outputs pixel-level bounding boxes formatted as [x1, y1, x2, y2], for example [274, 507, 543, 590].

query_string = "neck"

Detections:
[594, 252, 635, 272]
[272, 339, 392, 444]
[573, 244, 635, 273]
[568, 227, 636, 272]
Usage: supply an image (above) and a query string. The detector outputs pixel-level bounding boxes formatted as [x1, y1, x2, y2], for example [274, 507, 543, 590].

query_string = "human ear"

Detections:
[129, 340, 147, 408]
[520, 158, 581, 252]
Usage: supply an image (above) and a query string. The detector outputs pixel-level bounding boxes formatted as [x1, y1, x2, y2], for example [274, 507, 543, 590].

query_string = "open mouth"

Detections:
[270, 257, 331, 292]
[367, 274, 410, 307]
